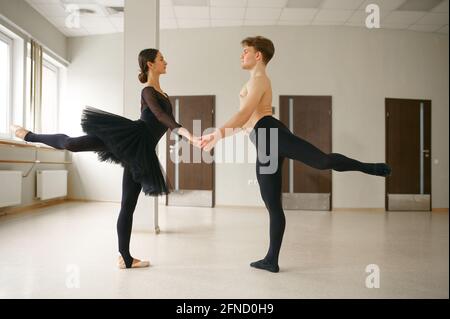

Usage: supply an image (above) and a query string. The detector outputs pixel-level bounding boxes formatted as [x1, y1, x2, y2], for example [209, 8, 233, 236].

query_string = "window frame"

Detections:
[41, 54, 60, 133]
[0, 30, 14, 139]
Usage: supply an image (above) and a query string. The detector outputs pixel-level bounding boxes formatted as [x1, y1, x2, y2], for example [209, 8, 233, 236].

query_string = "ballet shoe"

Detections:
[250, 259, 279, 273]
[10, 125, 29, 140]
[118, 256, 150, 269]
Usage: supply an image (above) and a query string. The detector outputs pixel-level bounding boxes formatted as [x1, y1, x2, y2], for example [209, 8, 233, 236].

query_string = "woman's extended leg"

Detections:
[24, 132, 106, 152]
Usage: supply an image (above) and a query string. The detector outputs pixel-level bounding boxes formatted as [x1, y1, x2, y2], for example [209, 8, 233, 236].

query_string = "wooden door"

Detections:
[279, 96, 332, 211]
[386, 98, 431, 211]
[166, 96, 215, 207]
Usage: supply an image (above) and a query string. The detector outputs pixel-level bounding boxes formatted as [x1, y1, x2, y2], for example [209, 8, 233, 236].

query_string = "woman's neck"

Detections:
[147, 74, 161, 90]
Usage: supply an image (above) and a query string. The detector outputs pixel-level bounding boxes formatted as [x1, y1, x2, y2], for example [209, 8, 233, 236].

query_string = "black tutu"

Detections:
[80, 107, 170, 196]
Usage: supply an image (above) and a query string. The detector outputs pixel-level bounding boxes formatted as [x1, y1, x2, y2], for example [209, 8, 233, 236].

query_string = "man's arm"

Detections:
[218, 77, 266, 138]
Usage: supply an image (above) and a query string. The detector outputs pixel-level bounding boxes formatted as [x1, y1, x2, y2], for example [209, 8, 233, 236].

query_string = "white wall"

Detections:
[63, 33, 124, 201]
[0, 0, 67, 61]
[157, 26, 448, 209]
[63, 25, 448, 209]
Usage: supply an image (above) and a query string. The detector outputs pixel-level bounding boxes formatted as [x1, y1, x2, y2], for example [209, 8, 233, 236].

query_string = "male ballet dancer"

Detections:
[201, 36, 391, 273]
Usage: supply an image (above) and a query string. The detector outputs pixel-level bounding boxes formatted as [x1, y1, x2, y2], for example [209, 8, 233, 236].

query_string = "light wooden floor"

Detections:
[0, 201, 448, 298]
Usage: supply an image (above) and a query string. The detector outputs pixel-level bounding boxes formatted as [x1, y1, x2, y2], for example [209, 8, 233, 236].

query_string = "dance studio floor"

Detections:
[0, 201, 448, 299]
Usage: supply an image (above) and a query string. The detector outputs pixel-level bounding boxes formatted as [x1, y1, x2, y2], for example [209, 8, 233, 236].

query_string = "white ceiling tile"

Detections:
[278, 19, 311, 25]
[247, 0, 288, 8]
[382, 23, 410, 30]
[210, 0, 247, 7]
[64, 3, 109, 17]
[358, 0, 406, 14]
[211, 19, 244, 27]
[285, 0, 323, 9]
[26, 0, 447, 35]
[244, 19, 278, 26]
[321, 0, 365, 10]
[84, 26, 116, 35]
[346, 10, 366, 23]
[211, 7, 245, 20]
[60, 26, 89, 37]
[245, 8, 283, 20]
[279, 8, 318, 21]
[311, 20, 344, 25]
[344, 20, 366, 27]
[113, 23, 123, 32]
[397, 0, 443, 12]
[79, 16, 114, 28]
[174, 6, 209, 19]
[437, 24, 449, 33]
[160, 19, 178, 29]
[32, 3, 67, 17]
[177, 19, 210, 28]
[172, 0, 208, 6]
[161, 6, 176, 19]
[27, 0, 62, 4]
[44, 16, 66, 28]
[431, 0, 449, 13]
[95, 0, 124, 6]
[383, 11, 426, 25]
[108, 16, 123, 29]
[314, 9, 354, 22]
[408, 24, 444, 32]
[416, 12, 449, 25]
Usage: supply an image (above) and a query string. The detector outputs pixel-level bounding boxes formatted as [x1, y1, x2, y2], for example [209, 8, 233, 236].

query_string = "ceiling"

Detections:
[25, 0, 449, 37]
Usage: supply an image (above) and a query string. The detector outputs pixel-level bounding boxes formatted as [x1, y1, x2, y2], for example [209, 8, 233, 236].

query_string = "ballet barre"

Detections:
[0, 160, 72, 164]
[0, 139, 63, 151]
[0, 140, 71, 177]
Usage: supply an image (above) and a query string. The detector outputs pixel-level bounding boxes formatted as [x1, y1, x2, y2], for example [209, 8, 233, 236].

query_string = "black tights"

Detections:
[25, 132, 141, 268]
[249, 117, 390, 272]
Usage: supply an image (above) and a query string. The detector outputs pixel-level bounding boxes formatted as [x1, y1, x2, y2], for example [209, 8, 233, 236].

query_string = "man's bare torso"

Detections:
[240, 75, 273, 133]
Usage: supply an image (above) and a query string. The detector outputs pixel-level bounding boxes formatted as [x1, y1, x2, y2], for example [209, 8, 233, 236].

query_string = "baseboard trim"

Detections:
[1, 200, 447, 218]
[0, 198, 68, 218]
[432, 208, 449, 213]
[332, 208, 385, 212]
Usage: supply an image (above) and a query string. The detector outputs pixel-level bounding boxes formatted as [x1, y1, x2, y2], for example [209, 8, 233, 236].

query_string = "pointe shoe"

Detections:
[118, 256, 150, 269]
[10, 125, 30, 140]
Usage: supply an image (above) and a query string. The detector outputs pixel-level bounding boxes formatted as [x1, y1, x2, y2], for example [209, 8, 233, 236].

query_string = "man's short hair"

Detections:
[241, 36, 275, 65]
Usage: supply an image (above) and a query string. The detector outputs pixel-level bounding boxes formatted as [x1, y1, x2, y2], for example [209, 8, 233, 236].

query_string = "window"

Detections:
[25, 43, 64, 134]
[0, 32, 12, 137]
[41, 56, 59, 133]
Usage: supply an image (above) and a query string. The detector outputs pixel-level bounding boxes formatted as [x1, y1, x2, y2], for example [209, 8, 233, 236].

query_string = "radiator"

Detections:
[0, 171, 22, 208]
[36, 170, 68, 200]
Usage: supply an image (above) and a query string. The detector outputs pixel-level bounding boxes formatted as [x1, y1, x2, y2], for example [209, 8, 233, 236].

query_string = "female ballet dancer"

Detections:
[201, 36, 391, 273]
[12, 48, 201, 269]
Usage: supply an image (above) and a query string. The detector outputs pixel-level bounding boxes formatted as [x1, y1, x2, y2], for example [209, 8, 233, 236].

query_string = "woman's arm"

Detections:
[142, 87, 199, 146]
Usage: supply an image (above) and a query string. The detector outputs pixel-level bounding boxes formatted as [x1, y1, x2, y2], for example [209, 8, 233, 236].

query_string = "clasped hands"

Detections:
[190, 129, 221, 152]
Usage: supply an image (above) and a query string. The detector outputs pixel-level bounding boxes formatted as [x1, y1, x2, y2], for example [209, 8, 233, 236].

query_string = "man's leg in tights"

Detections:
[251, 156, 285, 273]
[277, 129, 391, 176]
[24, 132, 106, 152]
[117, 167, 142, 268]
